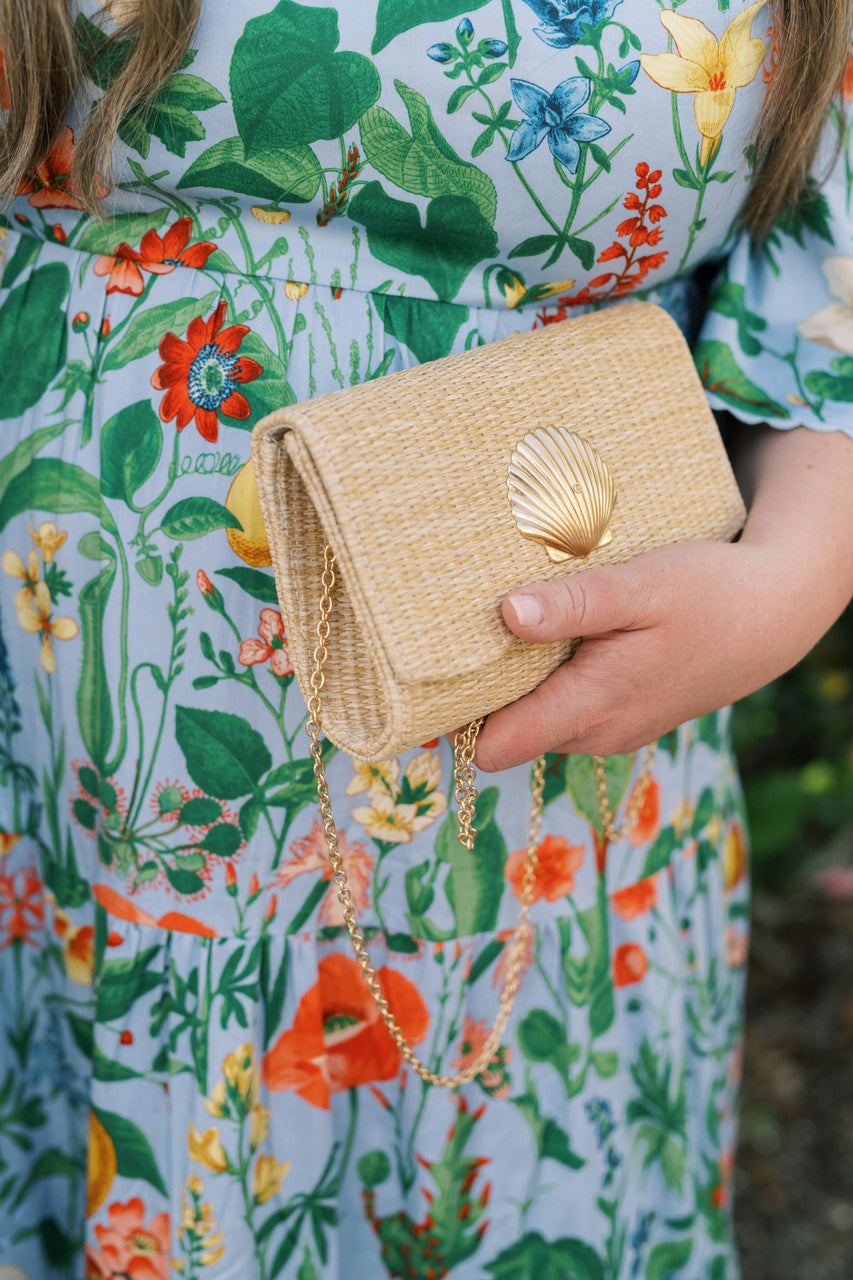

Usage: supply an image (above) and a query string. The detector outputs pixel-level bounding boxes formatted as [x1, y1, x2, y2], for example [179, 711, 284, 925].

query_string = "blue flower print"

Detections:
[506, 77, 611, 174]
[522, 0, 623, 48]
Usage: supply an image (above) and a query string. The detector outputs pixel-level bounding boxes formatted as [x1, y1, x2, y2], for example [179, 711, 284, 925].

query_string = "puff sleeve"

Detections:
[696, 89, 853, 438]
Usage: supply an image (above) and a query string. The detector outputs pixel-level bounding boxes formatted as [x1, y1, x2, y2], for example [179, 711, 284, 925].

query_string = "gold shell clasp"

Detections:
[507, 427, 616, 562]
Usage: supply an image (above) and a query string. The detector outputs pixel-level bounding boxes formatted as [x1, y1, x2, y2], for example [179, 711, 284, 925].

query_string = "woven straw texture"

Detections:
[252, 302, 746, 761]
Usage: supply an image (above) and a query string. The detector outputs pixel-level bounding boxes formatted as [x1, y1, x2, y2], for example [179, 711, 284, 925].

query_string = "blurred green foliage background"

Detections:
[733, 607, 853, 893]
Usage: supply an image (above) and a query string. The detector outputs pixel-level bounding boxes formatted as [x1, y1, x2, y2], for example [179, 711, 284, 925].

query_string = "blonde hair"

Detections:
[0, 0, 851, 235]
[0, 0, 201, 212]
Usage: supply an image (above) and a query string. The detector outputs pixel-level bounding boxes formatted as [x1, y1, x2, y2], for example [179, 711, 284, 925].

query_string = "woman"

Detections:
[0, 1, 851, 1276]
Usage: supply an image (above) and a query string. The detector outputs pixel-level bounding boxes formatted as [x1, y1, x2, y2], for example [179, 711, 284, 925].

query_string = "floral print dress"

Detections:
[2, 2, 852, 1278]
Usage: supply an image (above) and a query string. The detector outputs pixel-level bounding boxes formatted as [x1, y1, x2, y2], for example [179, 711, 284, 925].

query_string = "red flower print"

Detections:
[611, 874, 658, 920]
[540, 163, 668, 319]
[151, 299, 262, 443]
[238, 608, 293, 677]
[0, 866, 45, 948]
[613, 942, 648, 987]
[16, 125, 99, 209]
[86, 1196, 170, 1280]
[316, 144, 360, 226]
[505, 834, 584, 903]
[262, 952, 429, 1108]
[274, 817, 373, 926]
[93, 217, 217, 296]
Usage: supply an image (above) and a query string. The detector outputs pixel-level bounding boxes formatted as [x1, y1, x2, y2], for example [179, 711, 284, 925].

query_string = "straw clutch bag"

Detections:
[251, 300, 745, 1088]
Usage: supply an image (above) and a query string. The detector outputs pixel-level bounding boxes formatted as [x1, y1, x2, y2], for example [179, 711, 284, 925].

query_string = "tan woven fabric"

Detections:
[251, 302, 745, 761]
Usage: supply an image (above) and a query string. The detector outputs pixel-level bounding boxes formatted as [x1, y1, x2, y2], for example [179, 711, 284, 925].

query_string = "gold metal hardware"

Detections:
[507, 427, 616, 561]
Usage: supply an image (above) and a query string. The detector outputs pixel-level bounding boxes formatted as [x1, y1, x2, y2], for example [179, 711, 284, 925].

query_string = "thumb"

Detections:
[502, 559, 659, 643]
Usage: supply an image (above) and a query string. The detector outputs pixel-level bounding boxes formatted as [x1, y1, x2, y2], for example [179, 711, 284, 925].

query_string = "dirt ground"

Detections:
[735, 889, 853, 1279]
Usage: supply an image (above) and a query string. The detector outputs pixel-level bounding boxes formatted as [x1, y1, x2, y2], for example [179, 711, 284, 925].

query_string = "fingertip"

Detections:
[503, 592, 545, 633]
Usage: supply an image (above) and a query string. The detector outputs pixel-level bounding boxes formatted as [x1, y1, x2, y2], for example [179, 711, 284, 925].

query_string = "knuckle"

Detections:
[554, 574, 591, 636]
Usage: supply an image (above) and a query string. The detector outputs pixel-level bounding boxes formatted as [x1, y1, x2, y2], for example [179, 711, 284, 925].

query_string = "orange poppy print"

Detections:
[611, 874, 658, 920]
[262, 952, 429, 1109]
[93, 217, 217, 296]
[613, 942, 648, 987]
[505, 834, 584, 903]
[151, 299, 263, 443]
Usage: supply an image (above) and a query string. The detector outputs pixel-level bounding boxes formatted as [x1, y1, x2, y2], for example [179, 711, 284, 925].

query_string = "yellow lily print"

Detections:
[640, 1, 766, 166]
[2, 547, 42, 613]
[15, 580, 78, 674]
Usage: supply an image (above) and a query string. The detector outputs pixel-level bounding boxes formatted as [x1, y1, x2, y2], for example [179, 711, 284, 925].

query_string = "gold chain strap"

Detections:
[453, 717, 484, 851]
[305, 544, 545, 1088]
[592, 743, 657, 843]
[304, 545, 657, 1084]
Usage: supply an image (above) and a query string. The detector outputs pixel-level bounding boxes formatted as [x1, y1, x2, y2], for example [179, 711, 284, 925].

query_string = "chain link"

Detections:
[306, 545, 545, 1088]
[453, 717, 484, 851]
[592, 743, 657, 843]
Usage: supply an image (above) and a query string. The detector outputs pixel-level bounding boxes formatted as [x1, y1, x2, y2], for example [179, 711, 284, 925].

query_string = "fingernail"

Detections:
[508, 593, 544, 628]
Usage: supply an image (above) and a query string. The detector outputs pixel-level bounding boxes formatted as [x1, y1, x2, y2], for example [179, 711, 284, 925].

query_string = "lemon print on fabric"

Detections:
[225, 459, 272, 567]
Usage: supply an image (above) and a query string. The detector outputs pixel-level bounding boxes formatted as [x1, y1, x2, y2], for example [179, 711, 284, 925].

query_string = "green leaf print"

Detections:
[236, 332, 297, 428]
[75, 17, 223, 158]
[100, 401, 163, 506]
[0, 457, 115, 536]
[372, 293, 469, 363]
[640, 828, 677, 878]
[645, 1239, 693, 1280]
[75, 209, 171, 255]
[627, 1039, 688, 1194]
[95, 946, 164, 1022]
[0, 420, 72, 516]
[159, 496, 242, 540]
[91, 1106, 167, 1197]
[0, 262, 69, 418]
[102, 291, 220, 373]
[1, 234, 41, 289]
[804, 354, 853, 404]
[565, 754, 632, 837]
[517, 1008, 576, 1077]
[372, 0, 492, 53]
[349, 182, 497, 301]
[707, 281, 767, 358]
[485, 1231, 606, 1280]
[118, 72, 226, 159]
[77, 564, 117, 773]
[177, 136, 322, 203]
[435, 786, 506, 934]
[230, 0, 380, 153]
[92, 1046, 144, 1084]
[192, 823, 242, 856]
[694, 340, 791, 419]
[359, 81, 498, 224]
[512, 1090, 586, 1169]
[214, 566, 278, 605]
[175, 706, 273, 799]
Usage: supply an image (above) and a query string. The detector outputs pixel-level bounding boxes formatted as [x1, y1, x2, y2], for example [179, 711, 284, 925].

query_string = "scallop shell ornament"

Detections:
[507, 427, 616, 562]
